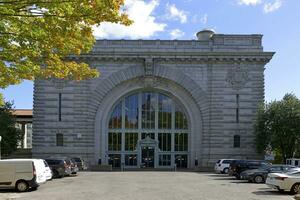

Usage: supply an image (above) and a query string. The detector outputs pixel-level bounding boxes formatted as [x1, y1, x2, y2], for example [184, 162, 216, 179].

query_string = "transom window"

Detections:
[107, 91, 189, 168]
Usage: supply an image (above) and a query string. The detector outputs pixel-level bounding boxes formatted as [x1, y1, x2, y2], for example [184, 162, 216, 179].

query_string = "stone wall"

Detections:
[33, 32, 274, 168]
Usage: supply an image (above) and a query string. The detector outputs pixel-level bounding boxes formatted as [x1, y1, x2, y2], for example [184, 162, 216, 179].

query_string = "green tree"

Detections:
[0, 100, 22, 156]
[0, 93, 3, 105]
[0, 0, 132, 88]
[255, 93, 300, 163]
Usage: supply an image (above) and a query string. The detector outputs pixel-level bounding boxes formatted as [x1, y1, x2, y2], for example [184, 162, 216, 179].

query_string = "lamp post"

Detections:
[0, 136, 2, 160]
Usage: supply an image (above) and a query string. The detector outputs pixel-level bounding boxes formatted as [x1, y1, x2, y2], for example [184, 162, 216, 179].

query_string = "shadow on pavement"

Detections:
[252, 190, 292, 196]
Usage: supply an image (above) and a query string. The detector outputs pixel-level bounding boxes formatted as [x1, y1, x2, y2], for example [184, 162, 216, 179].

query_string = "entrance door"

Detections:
[141, 146, 155, 168]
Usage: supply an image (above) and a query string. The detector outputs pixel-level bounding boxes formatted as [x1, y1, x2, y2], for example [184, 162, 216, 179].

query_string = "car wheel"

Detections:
[254, 175, 264, 184]
[53, 170, 59, 178]
[223, 168, 229, 174]
[16, 181, 29, 192]
[291, 183, 300, 194]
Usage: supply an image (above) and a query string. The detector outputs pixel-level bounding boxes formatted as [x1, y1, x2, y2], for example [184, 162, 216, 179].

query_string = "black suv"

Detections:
[229, 160, 270, 179]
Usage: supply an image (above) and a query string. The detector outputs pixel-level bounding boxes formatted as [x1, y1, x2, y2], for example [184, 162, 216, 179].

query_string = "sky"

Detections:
[1, 0, 300, 109]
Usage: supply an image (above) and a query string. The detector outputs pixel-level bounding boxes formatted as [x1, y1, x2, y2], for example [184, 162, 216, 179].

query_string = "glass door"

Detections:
[141, 146, 155, 168]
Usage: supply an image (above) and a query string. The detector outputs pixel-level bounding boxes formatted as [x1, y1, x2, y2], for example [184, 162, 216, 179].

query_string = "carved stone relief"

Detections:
[226, 63, 249, 90]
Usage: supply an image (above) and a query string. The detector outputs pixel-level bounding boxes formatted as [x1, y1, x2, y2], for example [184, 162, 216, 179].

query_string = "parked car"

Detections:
[45, 158, 71, 178]
[228, 160, 244, 176]
[0, 159, 47, 192]
[240, 164, 298, 183]
[42, 159, 53, 180]
[71, 157, 87, 171]
[266, 170, 300, 194]
[214, 159, 235, 174]
[230, 160, 270, 179]
[69, 159, 79, 175]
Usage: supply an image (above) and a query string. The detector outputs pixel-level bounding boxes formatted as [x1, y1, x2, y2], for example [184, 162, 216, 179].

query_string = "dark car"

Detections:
[230, 160, 270, 179]
[45, 158, 72, 178]
[71, 157, 87, 171]
[228, 160, 244, 176]
[240, 165, 298, 183]
[69, 159, 79, 174]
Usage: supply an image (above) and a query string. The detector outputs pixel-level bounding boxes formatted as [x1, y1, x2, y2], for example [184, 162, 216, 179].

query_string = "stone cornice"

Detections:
[69, 52, 275, 64]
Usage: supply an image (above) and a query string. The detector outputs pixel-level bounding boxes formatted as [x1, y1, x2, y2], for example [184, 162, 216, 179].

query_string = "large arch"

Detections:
[92, 66, 208, 167]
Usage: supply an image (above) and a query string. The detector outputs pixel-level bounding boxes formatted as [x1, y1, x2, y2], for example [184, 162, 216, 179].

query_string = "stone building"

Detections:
[14, 109, 33, 149]
[33, 30, 274, 169]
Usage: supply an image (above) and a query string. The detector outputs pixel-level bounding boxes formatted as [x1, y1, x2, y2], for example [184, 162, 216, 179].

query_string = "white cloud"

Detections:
[263, 0, 282, 13]
[237, 0, 262, 5]
[192, 14, 208, 24]
[169, 29, 185, 39]
[165, 3, 188, 24]
[93, 0, 166, 39]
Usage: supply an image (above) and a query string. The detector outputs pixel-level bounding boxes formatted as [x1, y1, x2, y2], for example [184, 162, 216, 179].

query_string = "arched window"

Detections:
[107, 91, 189, 168]
[233, 135, 240, 148]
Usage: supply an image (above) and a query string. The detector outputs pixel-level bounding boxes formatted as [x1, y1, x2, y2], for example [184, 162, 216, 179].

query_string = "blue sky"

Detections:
[1, 0, 300, 108]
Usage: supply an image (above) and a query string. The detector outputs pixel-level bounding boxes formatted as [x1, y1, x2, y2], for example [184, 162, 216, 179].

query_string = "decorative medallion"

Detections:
[226, 64, 249, 90]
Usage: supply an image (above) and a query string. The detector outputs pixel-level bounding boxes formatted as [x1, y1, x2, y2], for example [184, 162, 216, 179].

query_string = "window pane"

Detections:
[56, 133, 63, 146]
[175, 133, 188, 151]
[158, 133, 171, 151]
[108, 132, 121, 151]
[234, 135, 240, 148]
[159, 155, 171, 166]
[108, 154, 121, 168]
[125, 94, 139, 129]
[175, 104, 188, 129]
[142, 92, 155, 129]
[158, 94, 172, 129]
[109, 102, 122, 129]
[125, 132, 138, 151]
[125, 154, 137, 166]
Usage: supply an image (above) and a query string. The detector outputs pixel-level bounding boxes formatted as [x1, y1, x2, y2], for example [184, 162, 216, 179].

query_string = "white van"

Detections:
[0, 159, 47, 192]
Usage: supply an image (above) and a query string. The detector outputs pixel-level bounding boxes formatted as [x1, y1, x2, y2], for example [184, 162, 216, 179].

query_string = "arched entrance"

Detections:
[107, 91, 189, 169]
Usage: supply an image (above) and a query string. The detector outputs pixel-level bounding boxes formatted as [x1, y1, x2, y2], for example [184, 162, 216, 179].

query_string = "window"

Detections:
[158, 94, 172, 129]
[159, 155, 171, 166]
[236, 94, 239, 123]
[107, 91, 189, 168]
[58, 93, 62, 121]
[109, 102, 122, 129]
[108, 132, 121, 151]
[142, 93, 155, 129]
[175, 105, 188, 129]
[125, 132, 138, 151]
[125, 94, 138, 129]
[56, 133, 63, 146]
[175, 133, 188, 151]
[125, 154, 137, 166]
[233, 135, 240, 148]
[158, 133, 171, 151]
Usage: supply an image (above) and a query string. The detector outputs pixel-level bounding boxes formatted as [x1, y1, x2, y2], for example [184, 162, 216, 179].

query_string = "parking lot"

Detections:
[0, 172, 294, 200]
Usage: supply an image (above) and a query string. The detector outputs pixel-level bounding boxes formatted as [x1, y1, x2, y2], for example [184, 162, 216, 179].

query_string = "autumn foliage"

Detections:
[0, 0, 132, 88]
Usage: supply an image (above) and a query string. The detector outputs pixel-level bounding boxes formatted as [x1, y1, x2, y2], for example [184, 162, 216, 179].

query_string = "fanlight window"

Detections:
[107, 91, 189, 168]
